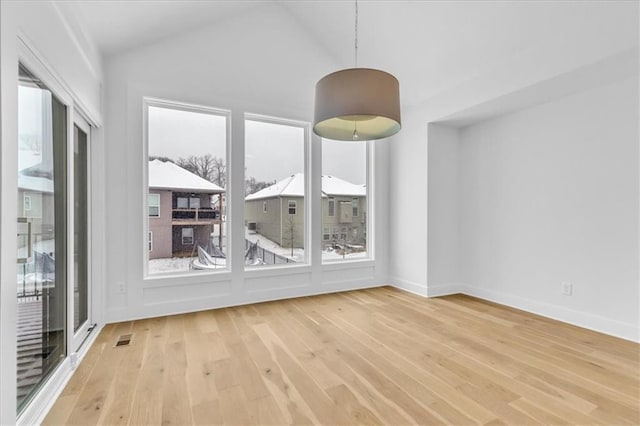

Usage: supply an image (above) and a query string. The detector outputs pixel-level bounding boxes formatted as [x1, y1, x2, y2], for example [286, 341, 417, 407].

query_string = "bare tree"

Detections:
[245, 176, 276, 196]
[211, 157, 226, 188]
[149, 155, 175, 163]
[176, 154, 226, 187]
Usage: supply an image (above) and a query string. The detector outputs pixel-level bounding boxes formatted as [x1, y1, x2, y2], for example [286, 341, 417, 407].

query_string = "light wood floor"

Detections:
[44, 287, 639, 425]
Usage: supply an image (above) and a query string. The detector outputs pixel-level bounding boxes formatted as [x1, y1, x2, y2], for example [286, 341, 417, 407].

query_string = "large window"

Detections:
[322, 139, 368, 261]
[146, 99, 228, 274]
[245, 117, 307, 266]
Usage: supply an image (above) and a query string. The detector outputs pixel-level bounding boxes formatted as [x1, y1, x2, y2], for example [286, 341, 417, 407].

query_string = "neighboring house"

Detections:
[148, 160, 225, 259]
[245, 173, 366, 249]
[17, 150, 55, 256]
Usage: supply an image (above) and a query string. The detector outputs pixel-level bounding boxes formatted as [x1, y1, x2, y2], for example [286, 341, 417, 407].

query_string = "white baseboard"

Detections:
[388, 276, 429, 297]
[426, 282, 463, 297]
[461, 284, 639, 343]
[389, 280, 638, 343]
[106, 281, 387, 324]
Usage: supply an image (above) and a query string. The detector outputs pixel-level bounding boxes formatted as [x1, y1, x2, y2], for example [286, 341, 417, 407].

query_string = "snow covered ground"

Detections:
[147, 227, 368, 274]
[245, 228, 368, 262]
[148, 256, 227, 274]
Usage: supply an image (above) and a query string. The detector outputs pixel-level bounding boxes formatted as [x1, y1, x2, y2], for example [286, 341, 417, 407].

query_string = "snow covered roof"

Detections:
[18, 174, 54, 193]
[245, 173, 365, 201]
[322, 175, 366, 197]
[148, 160, 225, 193]
[245, 173, 303, 200]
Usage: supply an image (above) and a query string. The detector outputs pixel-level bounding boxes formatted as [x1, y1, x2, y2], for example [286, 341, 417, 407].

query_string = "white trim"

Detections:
[389, 282, 639, 343]
[244, 113, 311, 267]
[462, 284, 640, 343]
[426, 282, 464, 297]
[388, 277, 429, 297]
[17, 32, 101, 127]
[148, 193, 160, 217]
[142, 97, 232, 278]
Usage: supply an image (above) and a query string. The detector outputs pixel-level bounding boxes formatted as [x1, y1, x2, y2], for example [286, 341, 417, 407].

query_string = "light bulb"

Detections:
[352, 127, 359, 140]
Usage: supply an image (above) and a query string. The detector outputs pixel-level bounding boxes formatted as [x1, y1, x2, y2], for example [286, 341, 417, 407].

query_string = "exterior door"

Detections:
[16, 64, 68, 413]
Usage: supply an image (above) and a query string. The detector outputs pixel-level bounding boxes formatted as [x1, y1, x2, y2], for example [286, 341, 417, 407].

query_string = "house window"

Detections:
[322, 138, 369, 262]
[181, 228, 194, 245]
[245, 115, 308, 268]
[177, 197, 188, 209]
[332, 227, 339, 240]
[23, 195, 32, 212]
[146, 99, 229, 275]
[148, 194, 160, 217]
[323, 227, 330, 241]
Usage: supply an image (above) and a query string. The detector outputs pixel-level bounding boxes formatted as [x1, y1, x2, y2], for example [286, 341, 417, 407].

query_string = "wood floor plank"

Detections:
[44, 287, 640, 426]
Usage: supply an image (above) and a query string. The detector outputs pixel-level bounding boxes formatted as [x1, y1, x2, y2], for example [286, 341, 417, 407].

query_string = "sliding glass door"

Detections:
[17, 64, 68, 412]
[72, 118, 91, 349]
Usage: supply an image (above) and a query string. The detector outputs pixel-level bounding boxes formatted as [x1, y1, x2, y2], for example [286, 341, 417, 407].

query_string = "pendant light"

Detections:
[313, 0, 401, 141]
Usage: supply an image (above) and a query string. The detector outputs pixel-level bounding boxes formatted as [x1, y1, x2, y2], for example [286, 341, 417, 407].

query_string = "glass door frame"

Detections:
[14, 38, 100, 422]
[15, 59, 73, 416]
[69, 112, 92, 353]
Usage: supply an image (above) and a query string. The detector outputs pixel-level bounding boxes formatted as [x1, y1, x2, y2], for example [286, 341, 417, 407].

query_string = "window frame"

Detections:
[328, 197, 335, 217]
[288, 199, 297, 215]
[148, 231, 153, 252]
[148, 193, 160, 217]
[177, 196, 188, 209]
[321, 139, 372, 263]
[189, 196, 200, 209]
[143, 97, 231, 278]
[23, 194, 32, 212]
[244, 113, 311, 268]
[352, 198, 359, 217]
[181, 228, 194, 245]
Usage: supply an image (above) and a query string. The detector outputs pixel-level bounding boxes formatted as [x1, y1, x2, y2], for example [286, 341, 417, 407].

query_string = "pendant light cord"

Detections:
[352, 0, 360, 140]
[354, 0, 358, 68]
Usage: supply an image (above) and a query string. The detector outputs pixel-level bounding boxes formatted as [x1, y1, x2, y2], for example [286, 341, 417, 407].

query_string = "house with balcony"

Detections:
[148, 159, 225, 259]
[245, 173, 366, 249]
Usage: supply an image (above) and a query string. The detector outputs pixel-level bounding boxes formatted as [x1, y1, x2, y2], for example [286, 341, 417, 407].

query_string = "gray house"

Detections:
[245, 173, 366, 249]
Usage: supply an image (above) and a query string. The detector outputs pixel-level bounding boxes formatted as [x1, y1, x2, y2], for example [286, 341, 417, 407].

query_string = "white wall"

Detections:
[459, 76, 639, 341]
[388, 108, 428, 295]
[103, 3, 390, 322]
[0, 1, 104, 423]
[427, 124, 460, 296]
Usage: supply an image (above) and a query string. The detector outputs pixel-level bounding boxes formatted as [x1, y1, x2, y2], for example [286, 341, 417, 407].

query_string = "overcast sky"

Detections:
[149, 106, 366, 185]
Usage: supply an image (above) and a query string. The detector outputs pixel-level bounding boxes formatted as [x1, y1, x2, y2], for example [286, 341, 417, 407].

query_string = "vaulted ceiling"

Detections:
[57, 0, 638, 112]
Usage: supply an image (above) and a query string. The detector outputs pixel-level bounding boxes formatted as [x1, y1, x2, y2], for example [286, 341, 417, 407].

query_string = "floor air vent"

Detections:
[115, 334, 132, 347]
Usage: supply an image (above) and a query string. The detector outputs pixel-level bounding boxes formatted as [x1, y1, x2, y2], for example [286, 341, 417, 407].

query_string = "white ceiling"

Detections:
[58, 0, 638, 111]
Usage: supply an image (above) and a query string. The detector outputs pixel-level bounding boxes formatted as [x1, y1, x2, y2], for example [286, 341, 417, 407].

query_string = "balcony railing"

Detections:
[172, 208, 220, 221]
